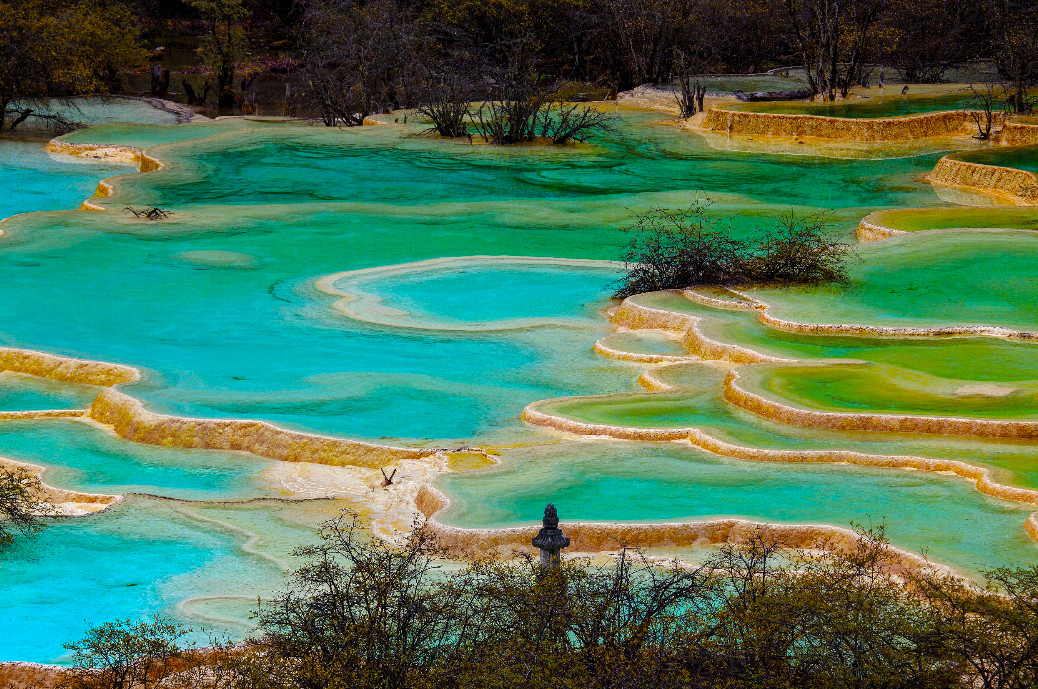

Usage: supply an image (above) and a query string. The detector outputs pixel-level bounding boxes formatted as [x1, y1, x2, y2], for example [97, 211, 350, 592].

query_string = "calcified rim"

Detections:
[0, 119, 1030, 580]
[856, 211, 1038, 242]
[0, 455, 121, 513]
[537, 278, 1038, 542]
[414, 483, 944, 577]
[680, 284, 1038, 342]
[698, 106, 979, 143]
[610, 289, 1038, 427]
[592, 329, 697, 364]
[925, 154, 1038, 207]
[723, 367, 1038, 439]
[1000, 121, 1038, 146]
[521, 395, 1038, 544]
[315, 256, 623, 332]
[0, 346, 139, 386]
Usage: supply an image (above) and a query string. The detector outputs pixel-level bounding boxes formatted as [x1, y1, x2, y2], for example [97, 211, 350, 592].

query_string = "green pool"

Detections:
[1, 97, 1037, 663]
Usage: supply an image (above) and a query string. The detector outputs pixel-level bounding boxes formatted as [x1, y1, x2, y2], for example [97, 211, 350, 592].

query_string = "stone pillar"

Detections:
[531, 503, 570, 569]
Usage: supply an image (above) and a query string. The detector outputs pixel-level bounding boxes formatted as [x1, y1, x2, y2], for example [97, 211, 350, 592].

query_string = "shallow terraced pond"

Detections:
[1, 99, 1036, 662]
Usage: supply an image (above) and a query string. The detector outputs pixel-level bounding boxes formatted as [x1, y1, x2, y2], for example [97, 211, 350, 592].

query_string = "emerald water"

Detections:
[950, 144, 1038, 174]
[869, 207, 1038, 233]
[1, 98, 1037, 662]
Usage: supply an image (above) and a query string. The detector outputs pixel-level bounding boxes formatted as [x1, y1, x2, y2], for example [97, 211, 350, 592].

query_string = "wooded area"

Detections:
[1, 0, 1036, 132]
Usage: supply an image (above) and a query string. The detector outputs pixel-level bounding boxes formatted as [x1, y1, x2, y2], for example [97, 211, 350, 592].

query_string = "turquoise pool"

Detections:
[1, 98, 1036, 662]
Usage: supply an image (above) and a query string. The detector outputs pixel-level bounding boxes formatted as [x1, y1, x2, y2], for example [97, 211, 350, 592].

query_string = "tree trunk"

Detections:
[8, 108, 33, 131]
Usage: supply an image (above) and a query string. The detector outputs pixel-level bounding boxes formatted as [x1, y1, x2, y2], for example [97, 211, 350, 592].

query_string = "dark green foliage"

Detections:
[614, 203, 854, 298]
[0, 467, 50, 547]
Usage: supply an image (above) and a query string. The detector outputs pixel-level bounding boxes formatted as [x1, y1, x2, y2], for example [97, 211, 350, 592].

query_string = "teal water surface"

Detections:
[0, 101, 1035, 662]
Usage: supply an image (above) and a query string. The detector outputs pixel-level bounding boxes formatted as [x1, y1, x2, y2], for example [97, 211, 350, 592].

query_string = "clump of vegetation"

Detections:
[964, 82, 1010, 139]
[64, 513, 1038, 689]
[418, 64, 618, 144]
[0, 466, 51, 547]
[614, 203, 854, 298]
[418, 77, 473, 138]
[61, 618, 187, 689]
[0, 0, 143, 132]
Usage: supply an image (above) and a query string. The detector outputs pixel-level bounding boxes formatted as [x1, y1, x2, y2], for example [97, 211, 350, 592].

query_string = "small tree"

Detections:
[257, 512, 456, 689]
[964, 81, 1009, 140]
[190, 0, 250, 109]
[0, 0, 143, 132]
[62, 617, 186, 689]
[418, 76, 472, 138]
[0, 467, 50, 547]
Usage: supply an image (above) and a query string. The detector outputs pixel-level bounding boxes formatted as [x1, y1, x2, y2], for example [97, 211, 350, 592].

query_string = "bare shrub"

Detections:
[614, 203, 854, 297]
[748, 211, 854, 284]
[541, 101, 619, 144]
[417, 77, 472, 137]
[61, 618, 185, 689]
[964, 81, 1009, 140]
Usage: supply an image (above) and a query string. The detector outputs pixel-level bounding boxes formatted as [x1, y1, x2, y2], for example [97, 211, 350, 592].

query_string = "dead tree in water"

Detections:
[965, 82, 1008, 140]
[417, 76, 472, 137]
[676, 78, 706, 118]
[124, 206, 171, 220]
[674, 52, 706, 118]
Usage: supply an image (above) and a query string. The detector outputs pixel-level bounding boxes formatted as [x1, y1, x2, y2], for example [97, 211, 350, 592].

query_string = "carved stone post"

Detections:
[531, 503, 570, 569]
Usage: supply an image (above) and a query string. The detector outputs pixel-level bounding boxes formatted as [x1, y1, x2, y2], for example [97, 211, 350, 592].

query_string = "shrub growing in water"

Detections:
[614, 202, 854, 298]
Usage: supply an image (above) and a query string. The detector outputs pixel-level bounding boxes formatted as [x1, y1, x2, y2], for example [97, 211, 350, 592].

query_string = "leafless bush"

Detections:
[473, 71, 554, 144]
[467, 64, 617, 145]
[748, 211, 854, 284]
[615, 203, 854, 297]
[541, 101, 619, 143]
[417, 77, 472, 137]
[965, 82, 1009, 140]
[674, 51, 706, 118]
